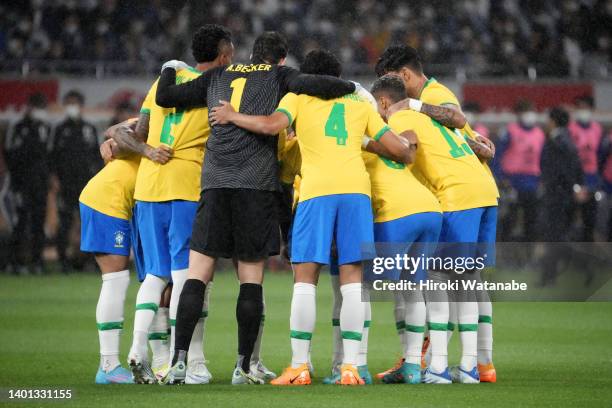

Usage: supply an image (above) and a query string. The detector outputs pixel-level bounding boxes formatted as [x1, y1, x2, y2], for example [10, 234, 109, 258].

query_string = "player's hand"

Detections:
[161, 59, 190, 73]
[210, 100, 236, 126]
[475, 133, 496, 157]
[145, 144, 173, 164]
[100, 138, 118, 162]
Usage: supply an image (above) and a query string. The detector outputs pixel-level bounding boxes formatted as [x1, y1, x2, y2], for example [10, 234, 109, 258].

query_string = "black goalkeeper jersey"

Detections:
[156, 62, 355, 192]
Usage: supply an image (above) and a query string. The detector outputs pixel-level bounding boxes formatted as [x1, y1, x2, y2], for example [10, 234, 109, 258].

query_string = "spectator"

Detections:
[599, 129, 612, 241]
[50, 90, 102, 272]
[569, 95, 604, 241]
[4, 93, 51, 275]
[496, 100, 545, 241]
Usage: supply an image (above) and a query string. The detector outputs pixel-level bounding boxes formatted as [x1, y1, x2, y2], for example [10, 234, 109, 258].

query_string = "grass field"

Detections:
[1, 270, 611, 408]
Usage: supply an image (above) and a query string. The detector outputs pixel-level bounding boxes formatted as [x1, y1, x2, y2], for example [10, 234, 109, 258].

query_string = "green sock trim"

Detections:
[332, 318, 340, 326]
[341, 331, 363, 341]
[135, 303, 158, 312]
[290, 330, 312, 340]
[478, 315, 492, 324]
[364, 320, 371, 328]
[148, 332, 168, 341]
[428, 322, 448, 331]
[96, 321, 123, 331]
[201, 310, 208, 319]
[447, 322, 456, 331]
[406, 324, 425, 333]
[458, 323, 479, 332]
[169, 319, 176, 326]
[395, 320, 406, 331]
[260, 314, 264, 323]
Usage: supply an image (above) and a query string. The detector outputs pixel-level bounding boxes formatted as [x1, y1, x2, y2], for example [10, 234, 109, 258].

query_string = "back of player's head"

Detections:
[63, 89, 85, 105]
[375, 45, 423, 77]
[370, 74, 407, 103]
[27, 92, 47, 108]
[251, 31, 288, 64]
[300, 49, 342, 78]
[192, 24, 232, 63]
[549, 107, 569, 128]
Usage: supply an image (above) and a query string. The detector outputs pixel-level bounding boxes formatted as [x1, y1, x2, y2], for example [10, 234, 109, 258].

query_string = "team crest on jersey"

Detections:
[114, 231, 125, 248]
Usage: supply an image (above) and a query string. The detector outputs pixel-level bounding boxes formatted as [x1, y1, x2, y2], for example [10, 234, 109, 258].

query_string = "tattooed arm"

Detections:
[107, 113, 173, 164]
[387, 98, 467, 129]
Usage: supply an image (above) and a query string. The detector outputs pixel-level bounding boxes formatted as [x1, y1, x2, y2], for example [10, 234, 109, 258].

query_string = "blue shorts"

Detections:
[438, 206, 497, 265]
[372, 212, 443, 281]
[291, 193, 374, 265]
[130, 204, 146, 282]
[136, 200, 198, 280]
[80, 203, 131, 257]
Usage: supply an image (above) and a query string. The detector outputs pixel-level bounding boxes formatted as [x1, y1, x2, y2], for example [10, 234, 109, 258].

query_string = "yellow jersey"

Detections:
[80, 156, 141, 220]
[276, 92, 389, 203]
[134, 67, 209, 202]
[419, 77, 499, 197]
[388, 110, 498, 212]
[362, 151, 441, 223]
[278, 135, 302, 185]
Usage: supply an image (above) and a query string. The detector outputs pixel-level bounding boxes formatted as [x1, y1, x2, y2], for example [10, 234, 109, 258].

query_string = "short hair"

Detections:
[63, 89, 84, 105]
[574, 94, 594, 108]
[300, 49, 342, 77]
[375, 45, 423, 77]
[191, 24, 232, 63]
[370, 74, 407, 103]
[251, 31, 288, 64]
[549, 107, 569, 127]
[27, 92, 47, 108]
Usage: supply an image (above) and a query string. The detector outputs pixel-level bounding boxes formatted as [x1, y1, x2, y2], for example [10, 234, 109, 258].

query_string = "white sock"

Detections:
[403, 291, 426, 366]
[340, 283, 364, 366]
[477, 300, 493, 365]
[250, 286, 264, 365]
[96, 270, 130, 372]
[149, 307, 169, 369]
[394, 291, 407, 352]
[330, 275, 343, 368]
[189, 282, 212, 364]
[458, 301, 478, 371]
[169, 269, 188, 361]
[131, 274, 167, 359]
[426, 301, 449, 373]
[357, 290, 371, 367]
[290, 283, 316, 368]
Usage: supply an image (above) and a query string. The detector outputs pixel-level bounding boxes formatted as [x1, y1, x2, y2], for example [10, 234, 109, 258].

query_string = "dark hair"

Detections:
[514, 99, 534, 113]
[27, 92, 47, 108]
[549, 107, 569, 127]
[574, 94, 594, 108]
[251, 31, 288, 64]
[63, 89, 85, 105]
[191, 24, 232, 63]
[300, 49, 342, 77]
[370, 74, 407, 103]
[375, 45, 423, 77]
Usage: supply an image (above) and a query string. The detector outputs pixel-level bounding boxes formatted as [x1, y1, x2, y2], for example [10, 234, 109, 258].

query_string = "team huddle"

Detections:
[79, 24, 499, 386]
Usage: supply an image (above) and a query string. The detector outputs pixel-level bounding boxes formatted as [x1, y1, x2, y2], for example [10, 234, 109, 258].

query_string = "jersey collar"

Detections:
[419, 77, 436, 98]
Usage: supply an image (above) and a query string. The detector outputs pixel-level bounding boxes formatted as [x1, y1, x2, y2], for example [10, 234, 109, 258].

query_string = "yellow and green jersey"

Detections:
[419, 77, 499, 197]
[362, 150, 441, 223]
[388, 110, 498, 212]
[276, 92, 389, 203]
[134, 67, 209, 202]
[278, 133, 302, 186]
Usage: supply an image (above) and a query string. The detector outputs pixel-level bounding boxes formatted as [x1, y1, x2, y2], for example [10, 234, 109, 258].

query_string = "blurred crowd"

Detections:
[1, 0, 611, 77]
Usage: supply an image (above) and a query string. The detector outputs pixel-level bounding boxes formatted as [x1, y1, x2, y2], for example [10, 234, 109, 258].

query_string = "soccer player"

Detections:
[79, 118, 171, 384]
[371, 75, 498, 384]
[117, 24, 235, 385]
[155, 32, 357, 385]
[209, 49, 413, 385]
[375, 45, 499, 383]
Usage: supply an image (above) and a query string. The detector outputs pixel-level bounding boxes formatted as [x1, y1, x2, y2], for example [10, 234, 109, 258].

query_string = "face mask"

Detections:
[31, 108, 47, 121]
[65, 104, 81, 119]
[575, 109, 592, 124]
[520, 111, 537, 128]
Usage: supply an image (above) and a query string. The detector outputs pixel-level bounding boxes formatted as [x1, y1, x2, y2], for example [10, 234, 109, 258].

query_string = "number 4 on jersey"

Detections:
[160, 110, 184, 145]
[325, 102, 348, 145]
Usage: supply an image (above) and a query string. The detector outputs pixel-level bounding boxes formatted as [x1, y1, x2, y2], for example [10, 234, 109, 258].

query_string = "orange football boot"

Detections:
[376, 357, 405, 379]
[337, 364, 365, 385]
[478, 362, 497, 383]
[421, 336, 430, 369]
[270, 364, 311, 385]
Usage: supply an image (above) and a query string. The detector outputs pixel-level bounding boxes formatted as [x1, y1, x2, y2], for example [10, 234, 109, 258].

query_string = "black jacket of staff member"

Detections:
[4, 93, 52, 274]
[50, 90, 102, 269]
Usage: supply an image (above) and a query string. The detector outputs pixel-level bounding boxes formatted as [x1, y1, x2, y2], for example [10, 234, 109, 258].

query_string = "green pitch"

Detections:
[1, 271, 611, 408]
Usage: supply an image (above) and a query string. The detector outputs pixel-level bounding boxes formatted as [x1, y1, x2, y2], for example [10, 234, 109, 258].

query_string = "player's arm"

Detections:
[155, 61, 211, 109]
[210, 101, 289, 135]
[104, 116, 173, 164]
[464, 133, 494, 161]
[387, 99, 467, 129]
[366, 130, 417, 164]
[279, 66, 355, 100]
